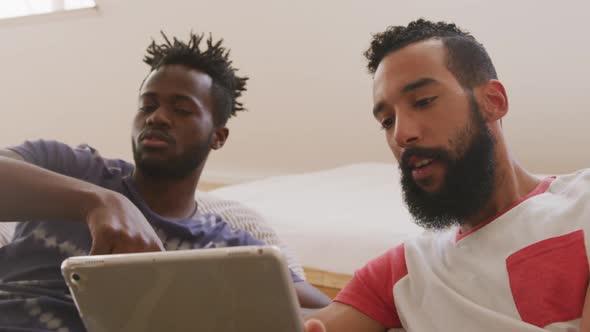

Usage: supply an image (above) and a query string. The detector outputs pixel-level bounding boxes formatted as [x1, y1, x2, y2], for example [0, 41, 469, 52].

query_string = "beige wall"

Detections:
[0, 0, 588, 183]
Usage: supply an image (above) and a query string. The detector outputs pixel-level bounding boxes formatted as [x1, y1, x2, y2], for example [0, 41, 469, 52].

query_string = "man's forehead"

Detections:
[375, 40, 447, 82]
[372, 40, 453, 100]
[141, 65, 213, 95]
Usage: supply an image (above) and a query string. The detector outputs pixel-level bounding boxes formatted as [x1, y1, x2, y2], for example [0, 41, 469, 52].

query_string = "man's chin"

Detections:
[136, 147, 173, 157]
[412, 175, 445, 194]
[135, 155, 172, 172]
[135, 151, 174, 164]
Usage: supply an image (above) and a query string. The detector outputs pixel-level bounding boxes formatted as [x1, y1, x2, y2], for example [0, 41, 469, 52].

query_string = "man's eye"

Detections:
[381, 118, 395, 130]
[139, 106, 156, 113]
[176, 109, 192, 114]
[414, 96, 438, 108]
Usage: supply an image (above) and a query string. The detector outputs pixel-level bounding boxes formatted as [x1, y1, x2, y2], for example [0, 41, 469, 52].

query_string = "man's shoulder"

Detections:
[8, 139, 134, 175]
[358, 242, 410, 285]
[555, 168, 590, 182]
[37, 140, 132, 165]
[547, 168, 590, 197]
[73, 143, 134, 172]
[190, 212, 242, 235]
[196, 192, 270, 230]
[380, 233, 448, 277]
[185, 212, 263, 247]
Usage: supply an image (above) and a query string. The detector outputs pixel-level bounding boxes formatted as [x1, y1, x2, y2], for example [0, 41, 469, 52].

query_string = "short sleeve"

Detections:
[334, 244, 407, 329]
[8, 140, 104, 181]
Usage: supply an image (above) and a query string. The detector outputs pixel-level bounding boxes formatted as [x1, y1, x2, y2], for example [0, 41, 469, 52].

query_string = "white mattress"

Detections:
[210, 163, 422, 275]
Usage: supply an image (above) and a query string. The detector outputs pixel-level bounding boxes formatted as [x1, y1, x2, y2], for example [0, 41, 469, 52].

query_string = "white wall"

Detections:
[0, 0, 588, 183]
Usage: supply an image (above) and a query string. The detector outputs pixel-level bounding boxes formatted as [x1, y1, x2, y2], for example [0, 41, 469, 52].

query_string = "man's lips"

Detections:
[139, 130, 174, 148]
[411, 159, 440, 181]
[406, 156, 436, 170]
[403, 156, 444, 182]
[141, 137, 170, 148]
[401, 148, 452, 185]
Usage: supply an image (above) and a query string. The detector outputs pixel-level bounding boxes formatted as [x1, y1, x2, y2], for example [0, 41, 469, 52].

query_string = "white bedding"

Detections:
[210, 163, 423, 275]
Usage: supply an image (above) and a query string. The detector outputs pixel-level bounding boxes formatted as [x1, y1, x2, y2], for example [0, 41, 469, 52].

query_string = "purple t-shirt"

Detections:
[0, 140, 300, 331]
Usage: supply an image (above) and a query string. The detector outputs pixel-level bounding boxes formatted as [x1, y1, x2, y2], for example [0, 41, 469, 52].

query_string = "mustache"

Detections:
[138, 129, 175, 144]
[400, 147, 453, 172]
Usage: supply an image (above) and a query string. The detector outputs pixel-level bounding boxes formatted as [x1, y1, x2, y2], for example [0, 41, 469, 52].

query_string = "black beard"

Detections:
[132, 136, 211, 180]
[400, 97, 496, 230]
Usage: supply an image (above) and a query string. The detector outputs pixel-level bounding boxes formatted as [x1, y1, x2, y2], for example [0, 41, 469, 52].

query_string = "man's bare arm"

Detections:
[0, 149, 23, 161]
[294, 281, 331, 309]
[303, 302, 387, 332]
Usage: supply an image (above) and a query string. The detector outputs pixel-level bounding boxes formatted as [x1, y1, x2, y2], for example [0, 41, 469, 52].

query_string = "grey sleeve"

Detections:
[8, 139, 106, 181]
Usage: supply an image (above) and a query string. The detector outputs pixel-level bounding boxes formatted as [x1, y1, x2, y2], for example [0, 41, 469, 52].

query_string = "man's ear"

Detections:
[211, 127, 229, 150]
[477, 79, 509, 123]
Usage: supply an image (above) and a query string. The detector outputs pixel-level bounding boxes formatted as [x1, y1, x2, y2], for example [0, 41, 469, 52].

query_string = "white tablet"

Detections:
[61, 245, 303, 332]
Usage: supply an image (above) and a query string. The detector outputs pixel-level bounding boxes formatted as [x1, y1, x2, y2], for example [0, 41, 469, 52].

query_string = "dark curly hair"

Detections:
[143, 32, 248, 125]
[365, 19, 497, 89]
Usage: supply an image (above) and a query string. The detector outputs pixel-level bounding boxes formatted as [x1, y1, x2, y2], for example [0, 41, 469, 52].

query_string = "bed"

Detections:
[206, 162, 422, 296]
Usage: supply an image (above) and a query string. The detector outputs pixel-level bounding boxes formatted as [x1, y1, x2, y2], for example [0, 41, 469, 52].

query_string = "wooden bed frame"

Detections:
[303, 268, 352, 299]
[199, 182, 352, 298]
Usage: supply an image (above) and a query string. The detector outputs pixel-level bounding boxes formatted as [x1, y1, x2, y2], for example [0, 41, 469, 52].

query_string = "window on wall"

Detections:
[0, 0, 96, 20]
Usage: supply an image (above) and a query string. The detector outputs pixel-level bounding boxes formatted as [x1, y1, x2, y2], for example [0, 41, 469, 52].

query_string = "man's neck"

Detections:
[132, 168, 202, 219]
[460, 146, 542, 233]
